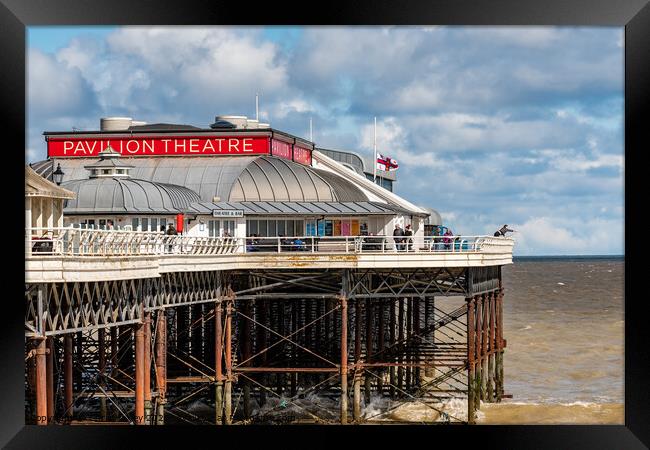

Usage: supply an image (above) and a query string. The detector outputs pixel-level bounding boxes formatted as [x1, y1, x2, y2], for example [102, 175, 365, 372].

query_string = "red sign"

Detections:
[293, 145, 312, 166]
[47, 136, 270, 157]
[270, 139, 292, 160]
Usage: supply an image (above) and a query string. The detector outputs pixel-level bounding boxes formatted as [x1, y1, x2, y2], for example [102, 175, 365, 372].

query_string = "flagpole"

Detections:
[310, 117, 313, 142]
[256, 93, 259, 121]
[373, 116, 377, 184]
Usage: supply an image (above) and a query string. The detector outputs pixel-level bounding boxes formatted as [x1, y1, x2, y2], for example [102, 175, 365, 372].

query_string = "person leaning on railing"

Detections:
[443, 228, 453, 250]
[494, 224, 515, 237]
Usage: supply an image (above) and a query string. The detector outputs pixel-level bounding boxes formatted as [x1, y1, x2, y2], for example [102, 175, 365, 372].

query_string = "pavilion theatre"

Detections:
[29, 115, 443, 239]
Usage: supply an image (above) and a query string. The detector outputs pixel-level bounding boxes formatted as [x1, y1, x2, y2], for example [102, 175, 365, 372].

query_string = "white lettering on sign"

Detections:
[212, 210, 244, 218]
[126, 140, 139, 153]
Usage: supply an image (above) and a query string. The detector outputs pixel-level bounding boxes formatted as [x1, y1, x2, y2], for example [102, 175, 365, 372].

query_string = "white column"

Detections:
[25, 197, 32, 235]
[45, 199, 54, 230]
[55, 199, 64, 228]
[33, 197, 42, 229]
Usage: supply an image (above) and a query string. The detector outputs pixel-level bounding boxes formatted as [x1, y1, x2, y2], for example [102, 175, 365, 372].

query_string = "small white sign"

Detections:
[212, 209, 244, 218]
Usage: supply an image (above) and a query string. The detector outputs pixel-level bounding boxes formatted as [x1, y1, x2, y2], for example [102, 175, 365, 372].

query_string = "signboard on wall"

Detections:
[212, 209, 244, 218]
[270, 139, 292, 160]
[293, 145, 312, 165]
[47, 136, 269, 157]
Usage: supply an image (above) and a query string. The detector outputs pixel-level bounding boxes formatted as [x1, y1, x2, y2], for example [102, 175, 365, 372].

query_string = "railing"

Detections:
[25, 227, 513, 258]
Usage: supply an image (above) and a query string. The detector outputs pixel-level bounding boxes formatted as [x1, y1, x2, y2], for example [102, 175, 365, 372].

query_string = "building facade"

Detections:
[30, 115, 440, 242]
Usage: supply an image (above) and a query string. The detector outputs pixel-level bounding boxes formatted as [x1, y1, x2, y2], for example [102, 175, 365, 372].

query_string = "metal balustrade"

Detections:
[25, 227, 513, 258]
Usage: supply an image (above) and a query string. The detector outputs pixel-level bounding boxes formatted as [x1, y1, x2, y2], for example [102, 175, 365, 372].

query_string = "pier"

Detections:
[25, 228, 513, 424]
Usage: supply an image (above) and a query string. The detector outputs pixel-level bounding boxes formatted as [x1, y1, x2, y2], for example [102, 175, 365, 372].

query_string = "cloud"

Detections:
[26, 26, 624, 255]
[28, 49, 99, 119]
[513, 216, 623, 255]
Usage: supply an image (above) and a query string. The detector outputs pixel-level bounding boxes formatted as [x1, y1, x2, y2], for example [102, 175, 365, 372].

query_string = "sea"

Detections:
[478, 255, 624, 424]
[181, 256, 626, 425]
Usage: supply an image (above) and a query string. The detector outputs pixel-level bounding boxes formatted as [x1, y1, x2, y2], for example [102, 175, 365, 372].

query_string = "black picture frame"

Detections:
[2, 0, 647, 448]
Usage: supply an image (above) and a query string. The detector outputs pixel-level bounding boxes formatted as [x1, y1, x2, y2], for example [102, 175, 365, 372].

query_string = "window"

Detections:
[247, 220, 258, 236]
[258, 220, 268, 237]
[151, 218, 158, 233]
[223, 220, 235, 237]
[160, 218, 167, 232]
[132, 217, 139, 231]
[209, 220, 220, 237]
[102, 169, 111, 175]
[277, 220, 285, 236]
[306, 220, 316, 236]
[116, 169, 124, 174]
[295, 220, 304, 236]
[287, 220, 295, 236]
[141, 218, 149, 232]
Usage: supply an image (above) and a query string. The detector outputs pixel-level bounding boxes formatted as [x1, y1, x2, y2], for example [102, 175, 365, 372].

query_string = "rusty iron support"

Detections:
[290, 301, 298, 397]
[497, 288, 505, 400]
[479, 294, 489, 402]
[143, 312, 152, 424]
[75, 331, 83, 392]
[35, 337, 47, 425]
[224, 298, 233, 425]
[234, 367, 340, 373]
[364, 297, 372, 404]
[467, 297, 476, 424]
[475, 294, 483, 409]
[215, 301, 223, 424]
[340, 293, 348, 425]
[424, 296, 434, 377]
[64, 334, 74, 420]
[389, 299, 396, 398]
[134, 320, 145, 425]
[353, 299, 362, 422]
[487, 291, 495, 402]
[275, 302, 285, 396]
[414, 296, 421, 386]
[110, 326, 119, 419]
[377, 299, 385, 395]
[405, 297, 412, 391]
[257, 298, 268, 406]
[241, 299, 252, 419]
[340, 280, 349, 424]
[98, 328, 107, 421]
[155, 309, 167, 425]
[45, 337, 54, 422]
[397, 298, 404, 393]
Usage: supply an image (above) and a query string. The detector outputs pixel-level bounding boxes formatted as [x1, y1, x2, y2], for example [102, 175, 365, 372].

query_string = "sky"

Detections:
[26, 26, 624, 256]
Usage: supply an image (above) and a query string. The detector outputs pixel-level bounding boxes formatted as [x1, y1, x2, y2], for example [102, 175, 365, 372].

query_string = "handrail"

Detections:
[25, 227, 514, 258]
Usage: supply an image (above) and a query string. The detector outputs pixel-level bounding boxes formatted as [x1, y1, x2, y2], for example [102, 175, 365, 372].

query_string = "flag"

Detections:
[376, 153, 399, 171]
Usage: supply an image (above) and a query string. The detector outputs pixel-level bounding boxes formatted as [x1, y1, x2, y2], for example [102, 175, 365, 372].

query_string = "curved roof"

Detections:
[39, 155, 371, 204]
[61, 177, 201, 214]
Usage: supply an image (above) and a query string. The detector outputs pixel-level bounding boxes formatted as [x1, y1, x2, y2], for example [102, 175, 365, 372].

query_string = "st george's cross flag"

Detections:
[376, 153, 399, 171]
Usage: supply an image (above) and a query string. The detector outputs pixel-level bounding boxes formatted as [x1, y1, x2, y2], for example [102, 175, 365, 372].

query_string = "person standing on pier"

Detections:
[166, 224, 178, 252]
[393, 224, 405, 251]
[405, 224, 413, 251]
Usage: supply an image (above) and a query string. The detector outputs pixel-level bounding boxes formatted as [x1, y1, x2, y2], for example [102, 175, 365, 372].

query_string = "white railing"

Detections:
[26, 227, 513, 258]
[26, 227, 243, 257]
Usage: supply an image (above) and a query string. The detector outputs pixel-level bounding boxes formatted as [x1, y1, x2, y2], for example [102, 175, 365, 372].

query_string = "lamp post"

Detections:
[52, 163, 64, 186]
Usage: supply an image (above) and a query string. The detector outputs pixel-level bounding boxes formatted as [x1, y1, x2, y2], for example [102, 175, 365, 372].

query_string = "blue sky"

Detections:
[26, 26, 624, 256]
